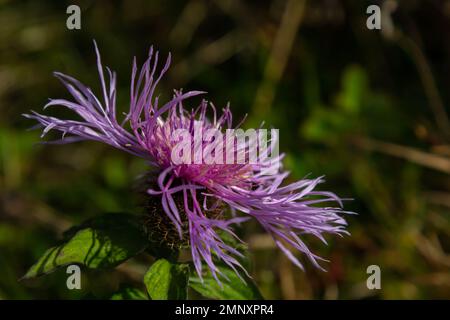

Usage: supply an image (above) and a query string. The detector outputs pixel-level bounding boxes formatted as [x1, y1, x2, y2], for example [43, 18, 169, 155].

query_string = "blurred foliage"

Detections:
[1, 0, 450, 299]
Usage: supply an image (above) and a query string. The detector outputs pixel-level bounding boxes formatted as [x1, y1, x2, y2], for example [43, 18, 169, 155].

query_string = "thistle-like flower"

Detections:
[24, 42, 351, 283]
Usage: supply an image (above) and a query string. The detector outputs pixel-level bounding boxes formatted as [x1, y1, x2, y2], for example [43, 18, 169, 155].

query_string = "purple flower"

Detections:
[24, 42, 351, 283]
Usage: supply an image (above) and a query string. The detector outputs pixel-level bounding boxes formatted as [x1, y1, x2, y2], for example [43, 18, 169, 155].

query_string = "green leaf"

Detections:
[189, 264, 263, 300]
[110, 287, 148, 300]
[144, 259, 189, 300]
[23, 213, 148, 279]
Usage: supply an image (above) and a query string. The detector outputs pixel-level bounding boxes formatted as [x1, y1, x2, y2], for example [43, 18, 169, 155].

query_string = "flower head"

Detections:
[24, 42, 351, 283]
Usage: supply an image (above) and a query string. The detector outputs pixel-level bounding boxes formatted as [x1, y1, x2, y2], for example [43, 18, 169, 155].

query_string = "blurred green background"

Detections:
[1, 0, 450, 299]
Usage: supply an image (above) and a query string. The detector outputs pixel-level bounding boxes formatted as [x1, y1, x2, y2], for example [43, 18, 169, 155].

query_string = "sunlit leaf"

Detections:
[144, 259, 189, 300]
[23, 213, 148, 279]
